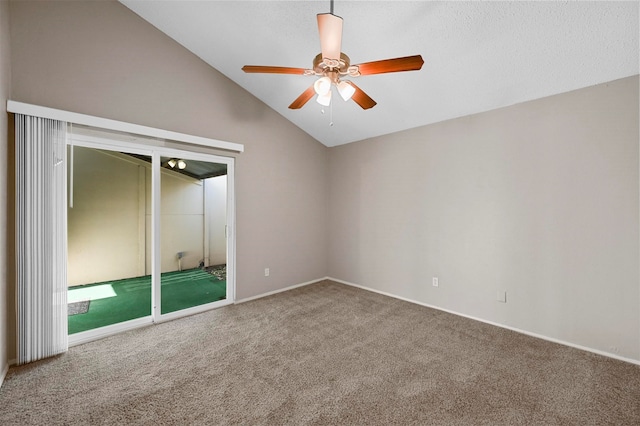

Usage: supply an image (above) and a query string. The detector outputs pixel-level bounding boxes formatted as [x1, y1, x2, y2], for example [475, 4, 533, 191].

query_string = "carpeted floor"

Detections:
[1, 280, 638, 425]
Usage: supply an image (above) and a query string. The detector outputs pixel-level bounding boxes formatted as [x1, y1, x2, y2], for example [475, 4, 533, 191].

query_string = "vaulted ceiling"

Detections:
[120, 1, 639, 147]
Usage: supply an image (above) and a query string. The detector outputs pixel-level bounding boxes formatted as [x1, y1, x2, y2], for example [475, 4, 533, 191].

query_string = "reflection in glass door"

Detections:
[159, 156, 228, 315]
[67, 146, 152, 334]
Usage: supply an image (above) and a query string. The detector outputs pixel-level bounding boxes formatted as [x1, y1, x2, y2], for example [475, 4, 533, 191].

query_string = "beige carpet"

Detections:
[0, 280, 638, 425]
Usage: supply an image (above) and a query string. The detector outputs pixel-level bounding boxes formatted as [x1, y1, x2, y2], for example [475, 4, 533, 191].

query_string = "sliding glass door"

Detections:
[159, 156, 228, 315]
[67, 132, 235, 343]
[67, 146, 153, 334]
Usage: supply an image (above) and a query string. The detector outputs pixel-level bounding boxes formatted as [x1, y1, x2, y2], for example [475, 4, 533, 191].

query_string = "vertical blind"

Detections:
[15, 114, 68, 365]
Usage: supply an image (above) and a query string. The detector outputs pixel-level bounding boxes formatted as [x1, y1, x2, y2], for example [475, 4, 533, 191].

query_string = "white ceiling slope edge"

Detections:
[120, 1, 639, 148]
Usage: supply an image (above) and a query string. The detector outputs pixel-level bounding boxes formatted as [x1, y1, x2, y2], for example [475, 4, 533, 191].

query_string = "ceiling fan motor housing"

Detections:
[313, 53, 360, 78]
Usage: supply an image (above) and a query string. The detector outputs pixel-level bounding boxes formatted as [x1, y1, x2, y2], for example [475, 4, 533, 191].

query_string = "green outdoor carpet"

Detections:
[68, 268, 226, 334]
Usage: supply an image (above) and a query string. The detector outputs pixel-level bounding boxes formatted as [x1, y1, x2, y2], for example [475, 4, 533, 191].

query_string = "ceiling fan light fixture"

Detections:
[316, 90, 332, 106]
[337, 80, 355, 101]
[178, 160, 187, 169]
[313, 76, 332, 95]
[167, 158, 177, 168]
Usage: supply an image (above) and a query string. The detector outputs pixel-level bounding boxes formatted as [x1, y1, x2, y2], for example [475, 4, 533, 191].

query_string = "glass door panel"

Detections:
[67, 146, 152, 334]
[159, 156, 227, 315]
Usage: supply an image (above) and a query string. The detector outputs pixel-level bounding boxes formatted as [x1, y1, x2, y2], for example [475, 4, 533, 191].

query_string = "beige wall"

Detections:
[0, 0, 10, 372]
[68, 147, 146, 286]
[8, 0, 328, 358]
[205, 175, 228, 266]
[157, 168, 207, 274]
[329, 76, 640, 361]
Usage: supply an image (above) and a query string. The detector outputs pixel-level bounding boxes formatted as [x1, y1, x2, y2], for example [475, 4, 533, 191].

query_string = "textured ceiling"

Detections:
[120, 1, 639, 147]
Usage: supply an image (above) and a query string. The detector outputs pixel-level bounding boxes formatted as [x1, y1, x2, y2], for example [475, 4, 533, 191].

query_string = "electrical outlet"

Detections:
[432, 277, 439, 287]
[264, 268, 270, 277]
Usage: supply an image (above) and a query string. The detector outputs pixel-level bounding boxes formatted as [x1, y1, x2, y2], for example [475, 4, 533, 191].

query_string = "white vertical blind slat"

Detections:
[16, 114, 68, 365]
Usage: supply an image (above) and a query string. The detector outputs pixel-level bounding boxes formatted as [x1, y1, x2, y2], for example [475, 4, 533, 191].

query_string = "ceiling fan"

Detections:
[242, 2, 424, 110]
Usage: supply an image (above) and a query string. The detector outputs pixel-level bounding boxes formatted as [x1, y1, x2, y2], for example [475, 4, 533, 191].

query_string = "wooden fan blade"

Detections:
[355, 55, 424, 76]
[317, 13, 343, 61]
[348, 82, 377, 110]
[289, 85, 317, 109]
[242, 65, 308, 75]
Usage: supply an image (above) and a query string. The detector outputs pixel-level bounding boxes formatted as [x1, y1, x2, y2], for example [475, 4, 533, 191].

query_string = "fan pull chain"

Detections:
[330, 101, 334, 127]
[320, 97, 333, 127]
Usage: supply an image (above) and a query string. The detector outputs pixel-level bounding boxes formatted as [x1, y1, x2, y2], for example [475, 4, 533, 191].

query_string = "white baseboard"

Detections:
[328, 277, 640, 366]
[235, 277, 327, 304]
[0, 362, 8, 389]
